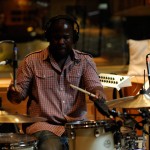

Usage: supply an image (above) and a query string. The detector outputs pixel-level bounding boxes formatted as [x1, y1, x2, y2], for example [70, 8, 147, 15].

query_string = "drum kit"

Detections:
[0, 89, 150, 150]
[66, 84, 150, 150]
[1, 90, 148, 150]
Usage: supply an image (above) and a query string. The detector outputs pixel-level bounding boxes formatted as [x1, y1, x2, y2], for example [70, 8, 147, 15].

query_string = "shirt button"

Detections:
[62, 101, 65, 103]
[60, 87, 63, 90]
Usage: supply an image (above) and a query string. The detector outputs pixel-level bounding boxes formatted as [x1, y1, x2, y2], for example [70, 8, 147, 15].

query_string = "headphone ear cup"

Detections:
[45, 29, 52, 41]
[45, 30, 48, 40]
[44, 21, 52, 41]
[73, 30, 79, 43]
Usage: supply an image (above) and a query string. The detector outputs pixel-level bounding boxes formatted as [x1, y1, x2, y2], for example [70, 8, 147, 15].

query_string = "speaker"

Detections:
[44, 15, 79, 43]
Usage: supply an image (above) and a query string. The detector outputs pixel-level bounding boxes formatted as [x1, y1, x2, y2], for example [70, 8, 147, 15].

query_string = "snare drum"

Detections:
[0, 133, 37, 150]
[65, 120, 115, 150]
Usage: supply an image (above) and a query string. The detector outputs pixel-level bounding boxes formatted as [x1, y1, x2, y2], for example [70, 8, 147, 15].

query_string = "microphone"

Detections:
[146, 53, 150, 85]
[13, 43, 18, 87]
[0, 59, 12, 65]
[13, 43, 18, 68]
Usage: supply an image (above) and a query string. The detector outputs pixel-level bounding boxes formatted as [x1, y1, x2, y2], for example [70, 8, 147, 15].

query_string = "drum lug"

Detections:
[94, 129, 100, 137]
[70, 130, 76, 139]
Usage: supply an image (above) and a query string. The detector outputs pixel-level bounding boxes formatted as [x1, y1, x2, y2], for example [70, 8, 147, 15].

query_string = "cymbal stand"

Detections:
[140, 125, 148, 150]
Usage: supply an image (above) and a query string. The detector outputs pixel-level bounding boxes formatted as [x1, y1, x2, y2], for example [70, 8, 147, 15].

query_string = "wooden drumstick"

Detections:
[70, 84, 114, 119]
[70, 84, 97, 98]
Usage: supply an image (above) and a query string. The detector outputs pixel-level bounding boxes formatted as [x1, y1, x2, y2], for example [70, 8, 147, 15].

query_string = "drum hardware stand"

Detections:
[141, 131, 147, 150]
[112, 87, 127, 150]
[136, 118, 150, 150]
[121, 114, 149, 150]
[114, 130, 122, 150]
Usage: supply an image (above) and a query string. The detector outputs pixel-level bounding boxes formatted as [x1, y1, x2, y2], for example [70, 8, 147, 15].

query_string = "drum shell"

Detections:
[66, 120, 114, 150]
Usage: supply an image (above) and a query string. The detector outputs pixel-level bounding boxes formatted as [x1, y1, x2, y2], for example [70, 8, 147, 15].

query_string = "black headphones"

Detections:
[44, 15, 80, 43]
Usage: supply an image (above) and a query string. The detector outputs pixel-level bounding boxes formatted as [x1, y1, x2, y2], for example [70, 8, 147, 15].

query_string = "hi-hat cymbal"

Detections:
[0, 110, 47, 123]
[106, 93, 150, 108]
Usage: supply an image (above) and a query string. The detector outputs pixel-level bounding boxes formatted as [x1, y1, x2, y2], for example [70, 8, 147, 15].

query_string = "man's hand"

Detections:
[88, 87, 112, 118]
[7, 84, 21, 104]
[89, 88, 106, 102]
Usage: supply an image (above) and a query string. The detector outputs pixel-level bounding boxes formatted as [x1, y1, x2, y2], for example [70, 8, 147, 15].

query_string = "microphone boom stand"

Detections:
[13, 43, 18, 88]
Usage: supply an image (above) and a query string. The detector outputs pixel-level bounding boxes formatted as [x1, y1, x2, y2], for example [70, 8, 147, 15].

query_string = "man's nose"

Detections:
[58, 38, 65, 44]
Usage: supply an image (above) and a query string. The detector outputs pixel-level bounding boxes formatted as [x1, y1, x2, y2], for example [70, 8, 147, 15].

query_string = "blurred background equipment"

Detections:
[99, 73, 132, 90]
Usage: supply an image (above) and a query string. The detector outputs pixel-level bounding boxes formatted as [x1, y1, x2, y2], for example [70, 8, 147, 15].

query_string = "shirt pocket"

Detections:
[67, 69, 82, 86]
[35, 70, 55, 89]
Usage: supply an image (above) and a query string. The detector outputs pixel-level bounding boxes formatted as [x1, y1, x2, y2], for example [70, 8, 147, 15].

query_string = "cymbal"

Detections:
[106, 93, 150, 108]
[0, 110, 47, 123]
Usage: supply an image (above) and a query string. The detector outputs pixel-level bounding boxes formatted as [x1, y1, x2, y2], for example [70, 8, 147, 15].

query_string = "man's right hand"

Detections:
[7, 84, 22, 104]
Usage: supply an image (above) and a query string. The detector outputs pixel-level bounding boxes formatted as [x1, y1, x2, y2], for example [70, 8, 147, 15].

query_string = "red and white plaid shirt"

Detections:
[14, 48, 103, 136]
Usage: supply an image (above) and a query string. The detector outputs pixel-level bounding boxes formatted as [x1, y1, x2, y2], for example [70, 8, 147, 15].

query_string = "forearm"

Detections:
[7, 60, 32, 104]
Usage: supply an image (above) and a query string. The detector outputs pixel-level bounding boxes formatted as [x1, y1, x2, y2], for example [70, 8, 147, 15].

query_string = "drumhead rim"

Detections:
[65, 120, 114, 129]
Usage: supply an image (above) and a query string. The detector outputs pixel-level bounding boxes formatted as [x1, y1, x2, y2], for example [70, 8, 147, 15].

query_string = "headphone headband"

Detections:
[45, 15, 79, 43]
